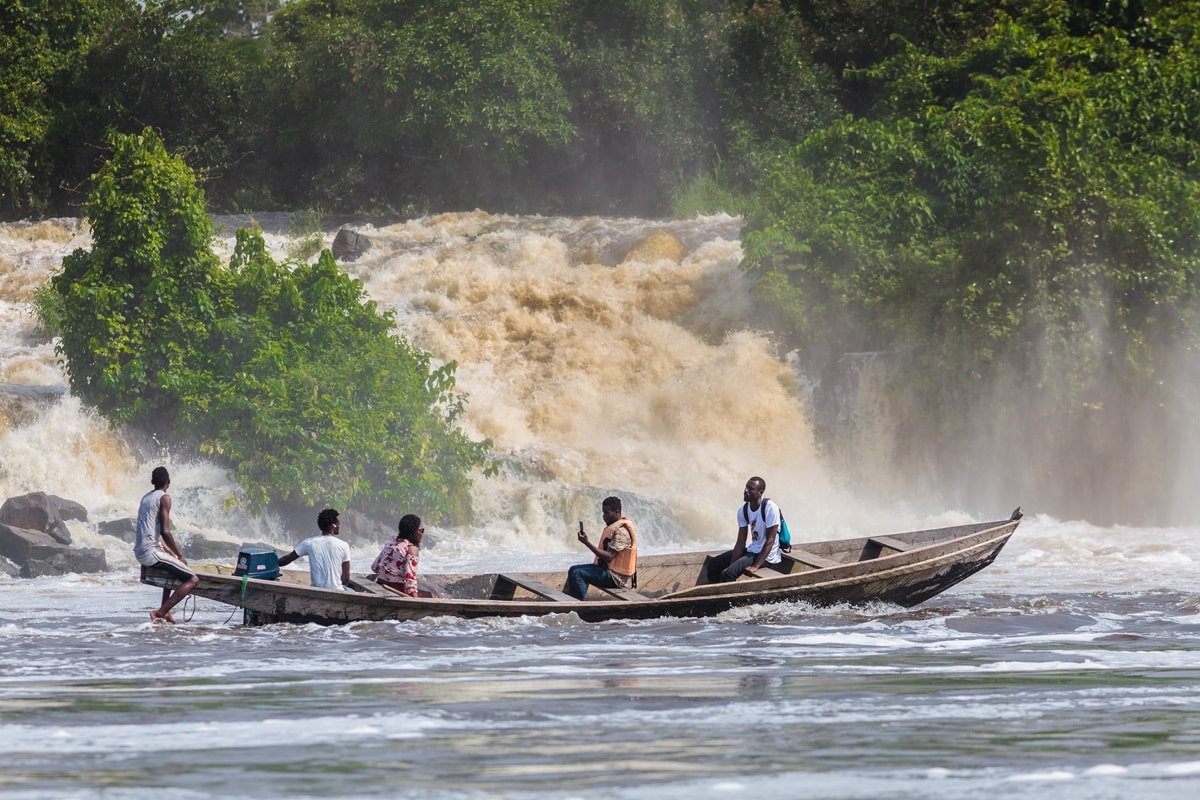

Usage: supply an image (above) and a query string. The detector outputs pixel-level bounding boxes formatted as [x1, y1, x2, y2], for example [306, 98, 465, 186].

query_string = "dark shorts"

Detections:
[144, 552, 197, 581]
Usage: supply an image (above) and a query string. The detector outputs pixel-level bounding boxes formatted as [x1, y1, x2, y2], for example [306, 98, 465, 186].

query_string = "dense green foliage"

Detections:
[52, 129, 225, 428]
[0, 0, 121, 216]
[743, 0, 1200, 520]
[255, 0, 575, 212]
[1, 0, 834, 217]
[0, 0, 259, 217]
[50, 129, 492, 520]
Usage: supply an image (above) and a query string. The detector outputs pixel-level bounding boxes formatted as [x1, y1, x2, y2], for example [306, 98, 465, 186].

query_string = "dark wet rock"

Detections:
[51, 495, 88, 522]
[0, 522, 107, 577]
[182, 535, 245, 562]
[98, 519, 274, 566]
[25, 547, 108, 578]
[331, 227, 371, 261]
[98, 517, 136, 543]
[0, 492, 72, 545]
[182, 534, 278, 563]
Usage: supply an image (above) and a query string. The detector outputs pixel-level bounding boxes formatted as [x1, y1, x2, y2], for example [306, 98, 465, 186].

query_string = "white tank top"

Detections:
[133, 488, 166, 562]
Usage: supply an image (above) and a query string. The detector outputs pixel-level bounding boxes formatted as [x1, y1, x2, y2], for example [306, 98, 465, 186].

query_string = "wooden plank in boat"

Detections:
[597, 586, 652, 602]
[346, 577, 399, 597]
[498, 573, 576, 602]
[782, 550, 839, 569]
[349, 575, 450, 599]
[869, 535, 912, 553]
[743, 565, 787, 579]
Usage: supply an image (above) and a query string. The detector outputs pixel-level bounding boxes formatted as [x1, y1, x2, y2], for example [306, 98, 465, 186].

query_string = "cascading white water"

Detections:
[0, 213, 932, 568]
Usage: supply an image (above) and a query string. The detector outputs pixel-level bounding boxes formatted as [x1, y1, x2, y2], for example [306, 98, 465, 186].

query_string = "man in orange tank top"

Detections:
[566, 496, 637, 600]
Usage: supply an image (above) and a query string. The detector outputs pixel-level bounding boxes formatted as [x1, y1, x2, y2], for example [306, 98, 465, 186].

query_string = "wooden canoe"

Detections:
[141, 509, 1022, 625]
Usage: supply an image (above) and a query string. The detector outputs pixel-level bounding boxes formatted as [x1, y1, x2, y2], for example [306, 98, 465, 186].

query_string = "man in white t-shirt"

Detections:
[279, 508, 351, 590]
[706, 476, 782, 583]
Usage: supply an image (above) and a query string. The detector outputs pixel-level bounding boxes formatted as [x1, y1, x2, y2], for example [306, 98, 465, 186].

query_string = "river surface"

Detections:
[2, 215, 1200, 798]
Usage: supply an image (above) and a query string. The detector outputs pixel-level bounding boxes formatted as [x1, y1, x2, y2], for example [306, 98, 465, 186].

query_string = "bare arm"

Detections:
[341, 559, 351, 587]
[157, 494, 187, 563]
[577, 530, 615, 563]
[278, 550, 300, 567]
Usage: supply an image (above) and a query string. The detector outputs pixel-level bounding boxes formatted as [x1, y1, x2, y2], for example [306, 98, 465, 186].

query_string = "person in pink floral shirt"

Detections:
[371, 514, 425, 596]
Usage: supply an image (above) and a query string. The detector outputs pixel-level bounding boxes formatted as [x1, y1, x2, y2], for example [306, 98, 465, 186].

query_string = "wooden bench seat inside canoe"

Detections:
[496, 572, 576, 602]
[868, 535, 912, 553]
[346, 577, 400, 597]
[782, 549, 840, 569]
[596, 586, 653, 601]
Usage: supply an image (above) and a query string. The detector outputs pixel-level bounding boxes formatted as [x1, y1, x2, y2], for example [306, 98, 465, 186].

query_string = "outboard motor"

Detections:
[233, 547, 281, 580]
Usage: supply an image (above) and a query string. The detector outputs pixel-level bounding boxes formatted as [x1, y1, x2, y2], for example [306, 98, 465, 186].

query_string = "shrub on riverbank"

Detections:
[44, 129, 492, 521]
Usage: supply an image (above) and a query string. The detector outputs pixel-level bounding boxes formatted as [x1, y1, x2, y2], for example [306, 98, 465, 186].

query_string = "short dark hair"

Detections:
[151, 466, 170, 489]
[602, 496, 621, 514]
[317, 508, 339, 533]
[748, 476, 766, 492]
[397, 514, 422, 542]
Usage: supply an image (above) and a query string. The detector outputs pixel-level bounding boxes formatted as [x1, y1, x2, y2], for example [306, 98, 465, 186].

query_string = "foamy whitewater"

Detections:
[2, 215, 1200, 799]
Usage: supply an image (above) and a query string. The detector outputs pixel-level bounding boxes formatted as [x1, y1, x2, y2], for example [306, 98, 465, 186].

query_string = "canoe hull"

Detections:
[142, 515, 1019, 625]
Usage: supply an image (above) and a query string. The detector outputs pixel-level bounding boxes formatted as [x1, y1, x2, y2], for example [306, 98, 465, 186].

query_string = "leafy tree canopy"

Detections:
[50, 129, 493, 521]
[742, 0, 1200, 520]
[0, 0, 127, 216]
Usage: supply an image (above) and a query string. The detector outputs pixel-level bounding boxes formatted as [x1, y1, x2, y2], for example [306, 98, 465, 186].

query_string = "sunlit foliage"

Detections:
[49, 129, 492, 521]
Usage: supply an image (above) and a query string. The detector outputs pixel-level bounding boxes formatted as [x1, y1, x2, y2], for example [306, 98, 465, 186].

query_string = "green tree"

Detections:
[743, 0, 1200, 522]
[554, 0, 732, 214]
[195, 230, 492, 517]
[53, 128, 225, 428]
[47, 0, 256, 210]
[260, 0, 575, 212]
[50, 129, 492, 520]
[0, 0, 126, 217]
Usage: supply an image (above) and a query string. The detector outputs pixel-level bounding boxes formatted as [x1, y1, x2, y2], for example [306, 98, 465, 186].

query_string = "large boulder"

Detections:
[51, 495, 89, 522]
[97, 518, 268, 566]
[0, 523, 107, 577]
[184, 535, 262, 562]
[331, 227, 371, 261]
[25, 546, 108, 578]
[0, 492, 72, 544]
[98, 517, 136, 543]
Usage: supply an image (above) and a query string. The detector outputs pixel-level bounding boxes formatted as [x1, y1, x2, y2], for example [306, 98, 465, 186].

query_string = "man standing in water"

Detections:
[279, 508, 351, 590]
[134, 466, 199, 623]
[566, 496, 638, 599]
[706, 476, 782, 582]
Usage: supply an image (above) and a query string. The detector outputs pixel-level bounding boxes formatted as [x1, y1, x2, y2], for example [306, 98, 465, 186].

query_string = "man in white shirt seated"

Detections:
[279, 508, 351, 590]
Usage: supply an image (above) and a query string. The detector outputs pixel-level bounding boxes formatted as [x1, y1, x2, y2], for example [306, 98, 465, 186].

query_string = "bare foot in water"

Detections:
[149, 610, 176, 624]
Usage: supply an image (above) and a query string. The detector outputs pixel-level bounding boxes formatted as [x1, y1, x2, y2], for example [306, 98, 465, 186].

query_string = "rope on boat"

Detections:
[179, 593, 196, 623]
[220, 574, 251, 626]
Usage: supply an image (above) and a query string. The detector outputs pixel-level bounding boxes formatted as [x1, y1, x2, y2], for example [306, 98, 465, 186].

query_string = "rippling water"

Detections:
[3, 515, 1200, 799]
